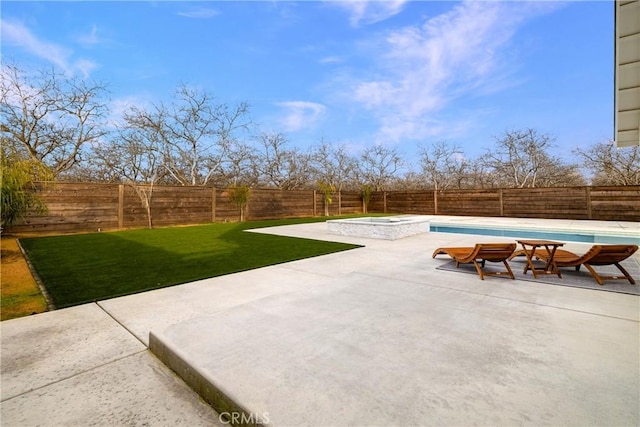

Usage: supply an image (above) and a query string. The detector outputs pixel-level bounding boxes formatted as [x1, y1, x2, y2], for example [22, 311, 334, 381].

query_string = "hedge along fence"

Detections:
[6, 182, 640, 234]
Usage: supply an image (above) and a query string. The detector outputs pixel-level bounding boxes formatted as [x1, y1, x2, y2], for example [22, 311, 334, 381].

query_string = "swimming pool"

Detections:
[430, 224, 639, 245]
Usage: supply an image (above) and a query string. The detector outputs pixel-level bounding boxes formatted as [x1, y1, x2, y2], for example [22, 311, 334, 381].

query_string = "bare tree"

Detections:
[124, 84, 250, 186]
[418, 141, 469, 190]
[254, 132, 311, 189]
[483, 129, 584, 187]
[85, 121, 168, 228]
[309, 140, 358, 214]
[129, 177, 158, 229]
[221, 140, 259, 187]
[87, 123, 165, 184]
[394, 171, 425, 190]
[574, 141, 640, 185]
[0, 64, 109, 177]
[309, 140, 357, 192]
[465, 159, 499, 189]
[357, 145, 403, 191]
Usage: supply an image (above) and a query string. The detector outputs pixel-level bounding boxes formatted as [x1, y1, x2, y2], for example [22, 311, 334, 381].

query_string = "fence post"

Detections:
[383, 191, 387, 213]
[433, 190, 438, 215]
[499, 189, 504, 216]
[212, 188, 217, 222]
[118, 184, 124, 229]
[585, 187, 592, 219]
[245, 194, 250, 221]
[338, 191, 342, 215]
[313, 190, 317, 216]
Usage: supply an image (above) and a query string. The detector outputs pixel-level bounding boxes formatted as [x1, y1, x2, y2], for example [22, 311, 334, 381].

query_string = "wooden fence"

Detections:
[373, 187, 640, 222]
[6, 182, 639, 234]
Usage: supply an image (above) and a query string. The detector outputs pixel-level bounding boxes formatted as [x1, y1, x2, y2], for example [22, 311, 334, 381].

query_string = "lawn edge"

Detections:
[16, 238, 56, 311]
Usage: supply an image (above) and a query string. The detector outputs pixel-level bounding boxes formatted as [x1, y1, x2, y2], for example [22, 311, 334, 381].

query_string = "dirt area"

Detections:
[1, 235, 48, 321]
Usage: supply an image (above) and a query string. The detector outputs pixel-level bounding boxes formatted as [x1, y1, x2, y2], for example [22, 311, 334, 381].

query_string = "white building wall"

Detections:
[615, 0, 640, 147]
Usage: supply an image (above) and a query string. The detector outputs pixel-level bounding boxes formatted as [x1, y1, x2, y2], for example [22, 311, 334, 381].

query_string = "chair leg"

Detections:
[472, 260, 485, 280]
[502, 260, 515, 279]
[471, 259, 514, 280]
[615, 262, 636, 285]
[583, 263, 636, 285]
[583, 264, 604, 285]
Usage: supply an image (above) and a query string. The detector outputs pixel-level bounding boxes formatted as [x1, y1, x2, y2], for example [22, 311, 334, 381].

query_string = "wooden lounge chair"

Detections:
[529, 244, 638, 285]
[432, 243, 517, 280]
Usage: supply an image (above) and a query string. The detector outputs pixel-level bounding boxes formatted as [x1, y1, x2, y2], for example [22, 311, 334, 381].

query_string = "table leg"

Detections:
[521, 244, 539, 279]
[543, 245, 562, 278]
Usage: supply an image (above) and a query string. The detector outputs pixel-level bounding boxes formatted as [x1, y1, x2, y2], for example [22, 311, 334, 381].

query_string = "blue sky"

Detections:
[1, 1, 613, 165]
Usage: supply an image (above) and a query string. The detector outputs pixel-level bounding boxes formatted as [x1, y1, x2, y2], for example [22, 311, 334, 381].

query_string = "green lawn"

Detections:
[19, 217, 363, 308]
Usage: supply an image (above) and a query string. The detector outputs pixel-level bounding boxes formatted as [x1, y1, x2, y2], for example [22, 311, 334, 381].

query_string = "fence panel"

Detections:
[384, 191, 435, 214]
[248, 189, 314, 220]
[502, 187, 589, 219]
[123, 185, 214, 229]
[338, 192, 364, 215]
[6, 183, 639, 234]
[590, 186, 640, 221]
[9, 182, 120, 234]
[436, 190, 501, 216]
[214, 189, 242, 222]
[367, 192, 386, 213]
[313, 191, 363, 216]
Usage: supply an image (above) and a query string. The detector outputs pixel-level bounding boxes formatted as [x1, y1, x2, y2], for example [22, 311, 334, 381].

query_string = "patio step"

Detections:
[149, 330, 262, 426]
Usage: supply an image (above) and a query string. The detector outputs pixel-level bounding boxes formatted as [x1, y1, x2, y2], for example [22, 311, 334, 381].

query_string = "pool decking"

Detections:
[1, 216, 638, 426]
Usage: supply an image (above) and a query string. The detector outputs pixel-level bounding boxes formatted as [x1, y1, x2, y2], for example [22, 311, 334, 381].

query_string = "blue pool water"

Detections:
[430, 224, 639, 245]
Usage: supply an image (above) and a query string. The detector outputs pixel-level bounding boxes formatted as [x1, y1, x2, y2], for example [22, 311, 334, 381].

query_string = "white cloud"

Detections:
[177, 7, 219, 19]
[76, 25, 101, 46]
[106, 95, 154, 128]
[1, 19, 71, 70]
[319, 56, 344, 64]
[334, 0, 408, 27]
[277, 101, 327, 132]
[0, 19, 97, 78]
[345, 1, 564, 142]
[73, 59, 99, 79]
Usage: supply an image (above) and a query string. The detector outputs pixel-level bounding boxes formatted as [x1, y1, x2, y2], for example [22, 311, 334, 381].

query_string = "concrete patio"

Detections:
[1, 216, 639, 426]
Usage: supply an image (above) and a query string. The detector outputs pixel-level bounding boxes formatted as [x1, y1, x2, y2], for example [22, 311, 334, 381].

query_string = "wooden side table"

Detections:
[516, 240, 565, 279]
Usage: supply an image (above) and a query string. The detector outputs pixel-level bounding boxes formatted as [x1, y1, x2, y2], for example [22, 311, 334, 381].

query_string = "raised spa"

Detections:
[327, 216, 430, 240]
